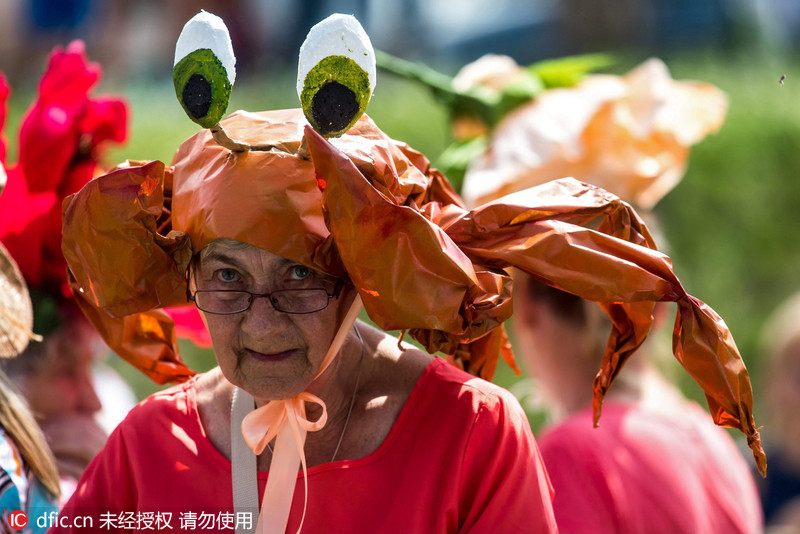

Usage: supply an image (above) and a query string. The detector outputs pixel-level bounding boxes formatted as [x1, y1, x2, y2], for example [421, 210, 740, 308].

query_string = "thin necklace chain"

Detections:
[266, 325, 365, 463]
[330, 326, 365, 462]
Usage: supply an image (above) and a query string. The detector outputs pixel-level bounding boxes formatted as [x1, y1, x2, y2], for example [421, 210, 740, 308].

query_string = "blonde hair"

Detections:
[0, 371, 61, 498]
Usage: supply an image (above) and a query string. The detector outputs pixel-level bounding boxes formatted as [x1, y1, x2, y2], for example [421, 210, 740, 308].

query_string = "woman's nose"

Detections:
[239, 292, 290, 334]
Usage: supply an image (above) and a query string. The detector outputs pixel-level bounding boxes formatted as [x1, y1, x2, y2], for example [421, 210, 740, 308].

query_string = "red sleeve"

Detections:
[48, 423, 136, 533]
[457, 387, 557, 533]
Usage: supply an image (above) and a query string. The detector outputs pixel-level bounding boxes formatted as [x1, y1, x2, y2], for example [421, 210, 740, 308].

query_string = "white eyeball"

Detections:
[296, 14, 376, 137]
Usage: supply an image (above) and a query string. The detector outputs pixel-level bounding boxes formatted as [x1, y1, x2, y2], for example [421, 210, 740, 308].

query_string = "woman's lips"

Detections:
[245, 348, 296, 362]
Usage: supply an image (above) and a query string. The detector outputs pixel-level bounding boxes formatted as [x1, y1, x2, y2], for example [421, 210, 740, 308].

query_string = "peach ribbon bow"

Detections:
[240, 294, 363, 534]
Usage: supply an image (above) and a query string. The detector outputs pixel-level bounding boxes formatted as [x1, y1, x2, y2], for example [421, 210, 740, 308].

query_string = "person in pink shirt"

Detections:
[455, 55, 763, 532]
[513, 277, 763, 533]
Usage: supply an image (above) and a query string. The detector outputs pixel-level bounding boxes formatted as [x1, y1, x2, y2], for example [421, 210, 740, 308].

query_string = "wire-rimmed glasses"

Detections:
[188, 279, 344, 315]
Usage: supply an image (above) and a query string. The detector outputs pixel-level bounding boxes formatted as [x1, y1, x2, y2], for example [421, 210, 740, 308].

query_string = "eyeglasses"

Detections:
[188, 279, 344, 315]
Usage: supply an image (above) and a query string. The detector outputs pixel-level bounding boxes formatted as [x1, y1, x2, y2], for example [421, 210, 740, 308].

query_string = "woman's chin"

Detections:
[230, 354, 314, 401]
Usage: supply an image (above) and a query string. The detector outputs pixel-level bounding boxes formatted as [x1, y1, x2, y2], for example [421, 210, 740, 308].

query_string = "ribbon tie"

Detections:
[242, 394, 328, 456]
[240, 294, 362, 534]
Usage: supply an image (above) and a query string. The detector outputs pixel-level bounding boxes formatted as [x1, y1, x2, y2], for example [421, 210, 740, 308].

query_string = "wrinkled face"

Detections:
[192, 239, 345, 400]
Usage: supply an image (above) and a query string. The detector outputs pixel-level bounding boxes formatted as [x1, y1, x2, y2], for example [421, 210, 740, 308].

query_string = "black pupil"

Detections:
[311, 81, 358, 134]
[183, 73, 212, 119]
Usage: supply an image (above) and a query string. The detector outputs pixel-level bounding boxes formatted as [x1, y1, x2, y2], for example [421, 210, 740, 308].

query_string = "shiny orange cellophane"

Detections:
[61, 108, 765, 474]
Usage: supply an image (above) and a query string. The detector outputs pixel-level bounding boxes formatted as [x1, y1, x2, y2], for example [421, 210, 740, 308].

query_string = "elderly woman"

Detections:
[53, 122, 557, 533]
[57, 88, 571, 528]
[53, 12, 762, 534]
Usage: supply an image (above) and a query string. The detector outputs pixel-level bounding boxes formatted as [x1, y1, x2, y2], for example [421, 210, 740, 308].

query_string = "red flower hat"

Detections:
[0, 41, 127, 324]
[0, 41, 211, 347]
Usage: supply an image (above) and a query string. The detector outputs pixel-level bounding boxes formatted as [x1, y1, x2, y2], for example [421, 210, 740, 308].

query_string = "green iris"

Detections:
[300, 55, 371, 137]
[173, 48, 232, 128]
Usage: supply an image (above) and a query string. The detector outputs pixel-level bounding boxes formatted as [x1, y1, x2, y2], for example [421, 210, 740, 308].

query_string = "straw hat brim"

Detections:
[0, 240, 35, 358]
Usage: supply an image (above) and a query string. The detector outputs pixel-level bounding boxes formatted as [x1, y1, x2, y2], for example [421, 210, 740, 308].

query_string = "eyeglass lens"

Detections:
[194, 288, 330, 314]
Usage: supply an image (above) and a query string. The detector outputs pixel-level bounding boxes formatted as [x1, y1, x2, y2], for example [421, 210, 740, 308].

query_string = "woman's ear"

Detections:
[334, 283, 360, 323]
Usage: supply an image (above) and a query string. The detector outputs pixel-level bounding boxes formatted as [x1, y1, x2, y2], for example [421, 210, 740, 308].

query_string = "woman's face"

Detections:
[23, 319, 104, 420]
[193, 240, 344, 401]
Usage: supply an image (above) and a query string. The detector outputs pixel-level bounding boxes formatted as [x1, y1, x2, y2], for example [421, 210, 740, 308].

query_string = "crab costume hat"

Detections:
[62, 12, 765, 534]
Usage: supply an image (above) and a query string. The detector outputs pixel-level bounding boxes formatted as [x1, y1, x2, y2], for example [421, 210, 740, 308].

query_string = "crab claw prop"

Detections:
[302, 125, 766, 476]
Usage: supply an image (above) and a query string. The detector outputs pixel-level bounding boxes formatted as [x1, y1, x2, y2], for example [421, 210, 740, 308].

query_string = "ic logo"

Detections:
[8, 510, 28, 530]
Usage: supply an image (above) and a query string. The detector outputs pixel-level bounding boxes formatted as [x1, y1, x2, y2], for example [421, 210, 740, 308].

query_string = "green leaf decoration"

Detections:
[377, 50, 614, 129]
[376, 49, 497, 125]
[436, 136, 489, 191]
[528, 53, 615, 89]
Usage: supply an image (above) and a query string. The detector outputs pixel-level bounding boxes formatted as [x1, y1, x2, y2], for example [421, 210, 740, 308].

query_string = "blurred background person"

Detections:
[512, 275, 762, 532]
[462, 54, 763, 533]
[383, 52, 764, 531]
[0, 42, 134, 504]
[0, 308, 111, 502]
[0, 168, 59, 532]
[462, 53, 763, 533]
[759, 291, 800, 532]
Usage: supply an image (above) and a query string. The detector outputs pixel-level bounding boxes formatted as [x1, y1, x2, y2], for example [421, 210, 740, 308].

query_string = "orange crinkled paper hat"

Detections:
[61, 108, 765, 475]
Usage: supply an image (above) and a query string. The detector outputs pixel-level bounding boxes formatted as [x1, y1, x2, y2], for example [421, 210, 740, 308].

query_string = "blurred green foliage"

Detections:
[5, 48, 796, 430]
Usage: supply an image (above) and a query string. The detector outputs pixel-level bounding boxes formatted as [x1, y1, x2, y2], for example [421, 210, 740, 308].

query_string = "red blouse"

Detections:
[53, 358, 556, 533]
